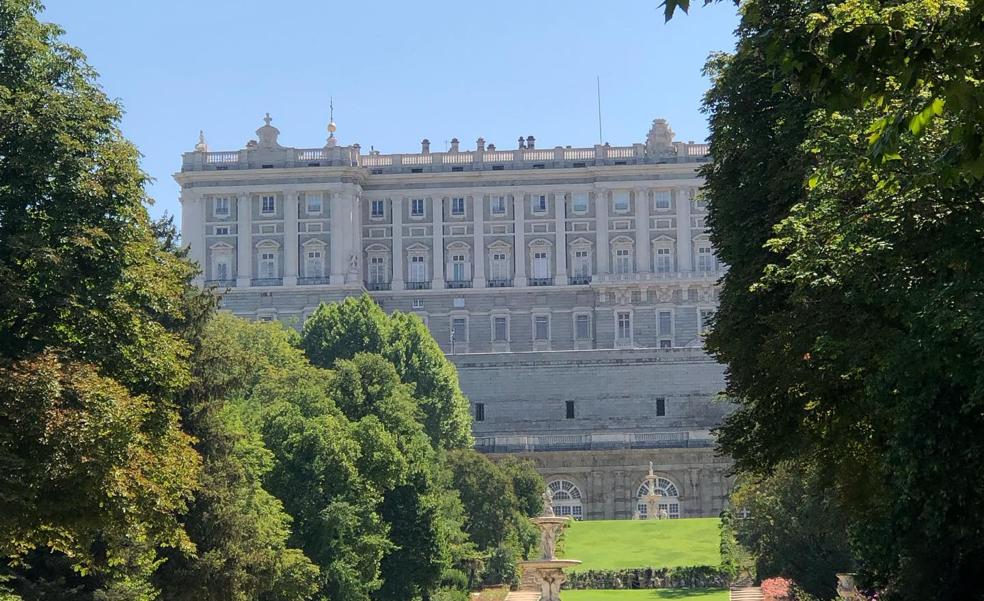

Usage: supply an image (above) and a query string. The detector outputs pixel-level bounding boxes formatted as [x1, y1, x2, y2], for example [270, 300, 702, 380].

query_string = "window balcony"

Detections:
[250, 277, 283, 287]
[529, 277, 554, 287]
[406, 280, 431, 290]
[205, 279, 237, 288]
[568, 275, 592, 285]
[447, 280, 473, 289]
[298, 277, 331, 285]
[487, 278, 513, 288]
[366, 281, 391, 291]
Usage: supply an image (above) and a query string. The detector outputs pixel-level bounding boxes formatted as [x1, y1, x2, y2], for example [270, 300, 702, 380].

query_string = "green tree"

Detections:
[691, 1, 984, 598]
[0, 0, 204, 594]
[729, 463, 852, 599]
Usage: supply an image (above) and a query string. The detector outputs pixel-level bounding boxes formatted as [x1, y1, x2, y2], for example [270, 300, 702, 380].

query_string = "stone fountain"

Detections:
[518, 492, 582, 601]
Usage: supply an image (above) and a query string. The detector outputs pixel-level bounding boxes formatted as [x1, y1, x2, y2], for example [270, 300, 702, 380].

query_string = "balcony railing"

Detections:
[298, 276, 330, 285]
[406, 280, 431, 290]
[473, 431, 712, 453]
[205, 279, 237, 288]
[250, 277, 283, 287]
[366, 281, 391, 291]
[568, 275, 592, 285]
[447, 280, 473, 289]
[529, 277, 554, 287]
[487, 278, 513, 288]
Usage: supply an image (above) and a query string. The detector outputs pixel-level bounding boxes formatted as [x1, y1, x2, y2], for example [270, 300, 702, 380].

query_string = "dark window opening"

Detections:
[451, 166, 464, 172]
[411, 168, 423, 173]
[307, 162, 321, 167]
[492, 165, 505, 171]
[572, 162, 586, 168]
[475, 403, 485, 422]
[371, 168, 383, 174]
[565, 400, 575, 419]
[261, 164, 274, 169]
[533, 163, 545, 169]
[655, 397, 666, 417]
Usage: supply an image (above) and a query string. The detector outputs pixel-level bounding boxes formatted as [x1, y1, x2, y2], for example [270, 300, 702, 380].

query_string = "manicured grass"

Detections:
[563, 589, 729, 600]
[558, 518, 721, 571]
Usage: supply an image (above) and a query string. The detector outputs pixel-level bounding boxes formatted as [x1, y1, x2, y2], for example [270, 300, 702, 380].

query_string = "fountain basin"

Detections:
[519, 560, 582, 570]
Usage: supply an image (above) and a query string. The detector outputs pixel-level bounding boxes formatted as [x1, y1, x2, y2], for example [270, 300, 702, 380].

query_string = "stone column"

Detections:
[554, 192, 567, 283]
[635, 188, 651, 273]
[391, 196, 404, 290]
[180, 188, 205, 285]
[513, 193, 527, 286]
[329, 191, 346, 285]
[284, 191, 298, 286]
[595, 188, 609, 274]
[675, 187, 693, 271]
[472, 195, 485, 288]
[431, 194, 445, 288]
[236, 192, 252, 287]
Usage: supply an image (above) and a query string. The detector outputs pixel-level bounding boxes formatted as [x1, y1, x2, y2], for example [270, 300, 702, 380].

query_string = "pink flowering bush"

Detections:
[761, 577, 794, 601]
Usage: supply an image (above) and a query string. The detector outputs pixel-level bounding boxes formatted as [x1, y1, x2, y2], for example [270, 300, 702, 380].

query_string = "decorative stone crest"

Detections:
[255, 113, 282, 149]
[645, 118, 675, 156]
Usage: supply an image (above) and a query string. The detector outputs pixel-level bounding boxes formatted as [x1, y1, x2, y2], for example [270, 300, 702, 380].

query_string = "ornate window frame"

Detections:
[652, 235, 676, 274]
[611, 235, 635, 275]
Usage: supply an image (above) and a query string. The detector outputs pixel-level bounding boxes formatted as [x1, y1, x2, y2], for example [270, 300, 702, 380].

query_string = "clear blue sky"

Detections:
[41, 1, 738, 222]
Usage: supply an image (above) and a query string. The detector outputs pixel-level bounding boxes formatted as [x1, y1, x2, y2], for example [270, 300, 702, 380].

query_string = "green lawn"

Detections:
[558, 518, 721, 571]
[563, 589, 729, 601]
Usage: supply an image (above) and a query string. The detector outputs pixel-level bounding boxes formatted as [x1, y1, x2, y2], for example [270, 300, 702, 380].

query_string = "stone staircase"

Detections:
[502, 568, 542, 601]
[503, 591, 540, 601]
[730, 586, 764, 601]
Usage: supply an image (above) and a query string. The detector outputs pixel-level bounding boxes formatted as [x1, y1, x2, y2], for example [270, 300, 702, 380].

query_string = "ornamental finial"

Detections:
[194, 129, 208, 152]
[263, 112, 272, 126]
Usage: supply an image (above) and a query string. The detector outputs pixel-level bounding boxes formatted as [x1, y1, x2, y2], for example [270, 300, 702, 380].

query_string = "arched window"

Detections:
[636, 476, 681, 519]
[548, 480, 584, 520]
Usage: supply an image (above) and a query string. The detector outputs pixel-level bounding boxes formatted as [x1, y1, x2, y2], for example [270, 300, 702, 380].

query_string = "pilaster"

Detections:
[472, 195, 485, 288]
[676, 188, 693, 271]
[284, 191, 298, 286]
[554, 192, 567, 280]
[391, 196, 404, 290]
[330, 191, 346, 285]
[513, 193, 527, 286]
[236, 192, 252, 287]
[634, 188, 651, 273]
[595, 189, 610, 274]
[180, 188, 205, 285]
[431, 194, 445, 288]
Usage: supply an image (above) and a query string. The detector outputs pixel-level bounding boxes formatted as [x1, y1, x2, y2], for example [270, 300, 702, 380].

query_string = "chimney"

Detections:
[476, 137, 486, 152]
[518, 136, 526, 149]
[526, 135, 535, 150]
[450, 137, 460, 153]
[421, 139, 430, 154]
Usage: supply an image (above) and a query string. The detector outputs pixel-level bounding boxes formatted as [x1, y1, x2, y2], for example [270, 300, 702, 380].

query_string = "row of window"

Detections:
[213, 194, 324, 218]
[473, 398, 667, 423]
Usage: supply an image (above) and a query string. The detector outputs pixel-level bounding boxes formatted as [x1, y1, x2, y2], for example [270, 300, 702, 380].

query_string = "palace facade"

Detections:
[177, 114, 733, 520]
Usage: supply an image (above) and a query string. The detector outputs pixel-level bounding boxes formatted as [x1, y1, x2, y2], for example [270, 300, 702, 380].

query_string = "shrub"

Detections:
[564, 565, 731, 590]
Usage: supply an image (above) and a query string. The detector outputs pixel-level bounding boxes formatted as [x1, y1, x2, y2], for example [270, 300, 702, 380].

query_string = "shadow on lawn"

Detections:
[645, 590, 726, 599]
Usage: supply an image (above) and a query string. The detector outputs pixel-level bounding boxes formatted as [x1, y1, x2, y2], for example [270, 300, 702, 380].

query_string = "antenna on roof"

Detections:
[596, 76, 604, 145]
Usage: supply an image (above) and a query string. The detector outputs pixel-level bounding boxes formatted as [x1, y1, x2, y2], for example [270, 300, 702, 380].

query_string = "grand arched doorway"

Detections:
[547, 479, 584, 520]
[635, 465, 681, 519]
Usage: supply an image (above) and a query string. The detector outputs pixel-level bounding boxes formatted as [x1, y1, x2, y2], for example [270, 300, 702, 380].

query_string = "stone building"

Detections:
[177, 114, 733, 519]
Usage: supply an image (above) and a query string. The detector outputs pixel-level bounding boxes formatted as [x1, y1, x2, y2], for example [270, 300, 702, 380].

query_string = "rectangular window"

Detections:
[534, 315, 549, 340]
[654, 190, 671, 210]
[697, 245, 714, 272]
[305, 250, 324, 277]
[409, 255, 427, 282]
[475, 402, 485, 422]
[655, 247, 673, 273]
[261, 195, 276, 214]
[572, 192, 589, 213]
[412, 298, 424, 309]
[614, 191, 630, 212]
[493, 316, 508, 342]
[306, 193, 322, 214]
[532, 251, 550, 279]
[371, 199, 385, 218]
[575, 314, 591, 340]
[655, 397, 666, 417]
[451, 197, 465, 215]
[532, 194, 547, 213]
[369, 256, 387, 283]
[565, 400, 575, 419]
[573, 249, 591, 277]
[616, 311, 631, 341]
[659, 339, 673, 349]
[614, 248, 633, 274]
[658, 311, 673, 337]
[411, 198, 425, 217]
[491, 196, 507, 215]
[214, 226, 230, 235]
[259, 252, 276, 278]
[214, 197, 230, 216]
[214, 258, 229, 280]
[489, 252, 509, 280]
[451, 318, 467, 342]
[450, 254, 467, 281]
